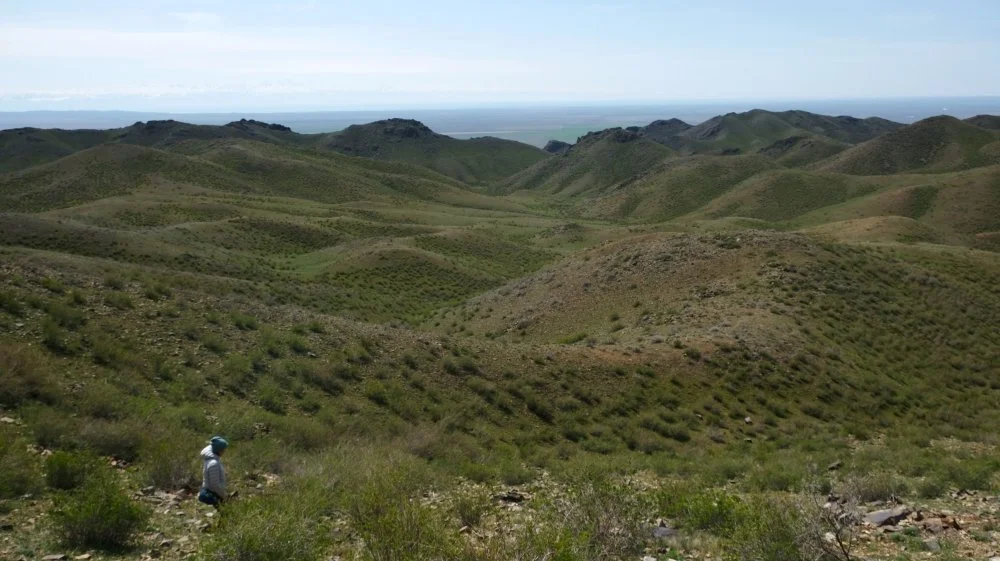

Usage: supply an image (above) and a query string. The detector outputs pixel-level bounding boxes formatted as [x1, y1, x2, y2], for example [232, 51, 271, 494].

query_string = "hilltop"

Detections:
[317, 118, 549, 184]
[494, 128, 674, 196]
[816, 115, 1000, 175]
[0, 117, 549, 184]
[650, 109, 901, 156]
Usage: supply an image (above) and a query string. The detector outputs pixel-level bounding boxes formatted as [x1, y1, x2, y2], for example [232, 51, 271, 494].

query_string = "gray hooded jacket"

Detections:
[200, 444, 226, 499]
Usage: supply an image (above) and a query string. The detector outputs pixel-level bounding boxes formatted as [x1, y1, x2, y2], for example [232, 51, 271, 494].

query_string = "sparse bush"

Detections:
[348, 468, 457, 561]
[724, 496, 806, 561]
[45, 451, 97, 491]
[0, 343, 60, 406]
[202, 333, 228, 354]
[659, 486, 741, 534]
[0, 291, 25, 316]
[842, 471, 910, 503]
[0, 426, 43, 498]
[203, 494, 329, 561]
[231, 312, 259, 330]
[452, 487, 492, 528]
[104, 292, 134, 310]
[51, 470, 150, 550]
[141, 434, 199, 490]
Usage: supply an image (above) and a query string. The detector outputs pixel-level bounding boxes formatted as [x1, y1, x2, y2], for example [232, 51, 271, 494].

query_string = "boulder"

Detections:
[865, 506, 911, 527]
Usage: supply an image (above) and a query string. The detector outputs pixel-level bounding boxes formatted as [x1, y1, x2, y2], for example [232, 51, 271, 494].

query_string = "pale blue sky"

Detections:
[1, 0, 998, 111]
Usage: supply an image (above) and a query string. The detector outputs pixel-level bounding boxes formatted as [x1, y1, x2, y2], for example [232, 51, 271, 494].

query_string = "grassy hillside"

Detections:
[317, 118, 549, 184]
[494, 128, 674, 196]
[757, 135, 848, 167]
[966, 114, 1000, 130]
[578, 154, 778, 221]
[817, 116, 1000, 175]
[658, 109, 900, 156]
[2, 114, 1000, 561]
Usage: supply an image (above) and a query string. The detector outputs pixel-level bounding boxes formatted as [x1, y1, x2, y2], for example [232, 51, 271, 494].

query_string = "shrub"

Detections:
[104, 292, 134, 310]
[0, 427, 43, 499]
[287, 335, 310, 354]
[452, 487, 492, 528]
[141, 434, 199, 490]
[45, 451, 98, 491]
[231, 312, 259, 331]
[724, 496, 806, 561]
[51, 471, 150, 550]
[0, 290, 24, 316]
[202, 333, 229, 354]
[0, 343, 60, 407]
[659, 486, 741, 534]
[348, 468, 457, 561]
[842, 472, 910, 503]
[203, 494, 329, 561]
[46, 301, 86, 329]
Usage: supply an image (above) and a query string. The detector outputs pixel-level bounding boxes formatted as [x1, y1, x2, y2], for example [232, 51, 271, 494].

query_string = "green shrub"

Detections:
[843, 471, 910, 502]
[0, 427, 43, 499]
[104, 292, 134, 310]
[203, 333, 229, 354]
[0, 343, 60, 407]
[203, 494, 329, 561]
[348, 468, 457, 561]
[46, 301, 86, 329]
[45, 451, 97, 491]
[0, 290, 24, 316]
[231, 312, 259, 331]
[724, 496, 805, 561]
[452, 487, 492, 528]
[141, 434, 199, 490]
[659, 486, 741, 534]
[76, 419, 144, 463]
[51, 471, 150, 550]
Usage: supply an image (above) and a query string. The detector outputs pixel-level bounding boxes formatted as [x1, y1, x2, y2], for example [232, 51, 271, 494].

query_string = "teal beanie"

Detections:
[210, 436, 229, 454]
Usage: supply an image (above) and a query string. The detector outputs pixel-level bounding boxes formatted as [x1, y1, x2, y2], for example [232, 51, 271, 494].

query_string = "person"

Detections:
[198, 436, 228, 507]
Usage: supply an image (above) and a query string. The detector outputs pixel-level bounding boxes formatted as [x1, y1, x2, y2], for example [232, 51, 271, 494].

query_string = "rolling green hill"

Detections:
[494, 128, 674, 196]
[2, 112, 1000, 561]
[655, 109, 900, 156]
[757, 135, 848, 167]
[816, 116, 1000, 175]
[317, 118, 549, 184]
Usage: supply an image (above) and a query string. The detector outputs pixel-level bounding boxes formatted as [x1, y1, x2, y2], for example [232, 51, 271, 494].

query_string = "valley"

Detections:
[2, 109, 1000, 561]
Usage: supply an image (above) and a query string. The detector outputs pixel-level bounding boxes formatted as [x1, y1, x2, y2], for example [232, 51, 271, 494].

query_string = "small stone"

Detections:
[643, 556, 657, 561]
[459, 526, 470, 534]
[160, 539, 174, 549]
[0, 417, 15, 424]
[42, 556, 67, 561]
[744, 416, 752, 424]
[923, 538, 940, 552]
[827, 460, 842, 471]
[923, 518, 944, 534]
[73, 555, 91, 560]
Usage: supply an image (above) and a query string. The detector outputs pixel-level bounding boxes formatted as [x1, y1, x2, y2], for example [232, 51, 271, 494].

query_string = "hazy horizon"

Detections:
[3, 96, 999, 147]
[2, 0, 998, 113]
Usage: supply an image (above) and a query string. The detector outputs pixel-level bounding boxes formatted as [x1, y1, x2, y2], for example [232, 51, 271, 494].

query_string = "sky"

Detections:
[1, 0, 998, 112]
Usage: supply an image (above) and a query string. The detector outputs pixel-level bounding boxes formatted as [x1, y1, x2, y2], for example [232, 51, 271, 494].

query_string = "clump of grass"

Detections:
[0, 426, 43, 498]
[45, 451, 98, 491]
[104, 292, 134, 310]
[51, 469, 150, 550]
[203, 494, 330, 561]
[232, 312, 259, 330]
[0, 343, 60, 407]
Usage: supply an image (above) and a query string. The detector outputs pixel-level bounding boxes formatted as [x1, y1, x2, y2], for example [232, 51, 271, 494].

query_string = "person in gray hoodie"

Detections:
[198, 436, 228, 507]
